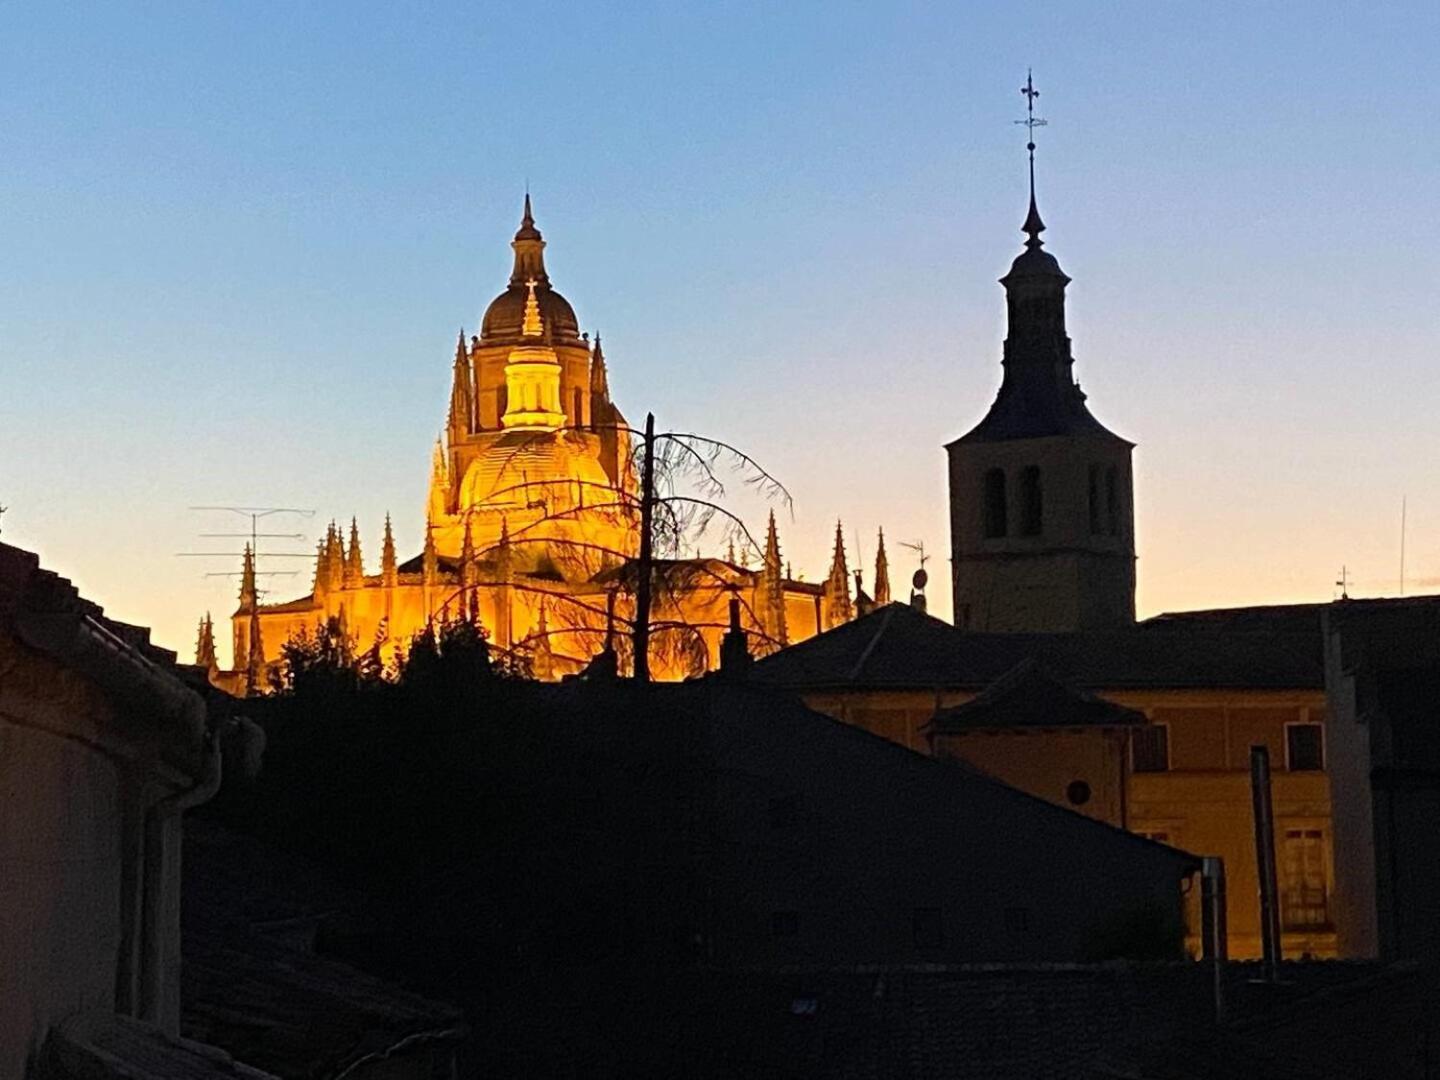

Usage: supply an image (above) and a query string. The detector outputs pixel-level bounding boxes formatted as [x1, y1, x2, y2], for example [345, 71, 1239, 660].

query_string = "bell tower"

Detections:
[946, 74, 1135, 633]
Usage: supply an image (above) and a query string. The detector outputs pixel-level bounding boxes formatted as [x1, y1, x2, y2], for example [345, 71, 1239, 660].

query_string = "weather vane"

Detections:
[1015, 69, 1048, 204]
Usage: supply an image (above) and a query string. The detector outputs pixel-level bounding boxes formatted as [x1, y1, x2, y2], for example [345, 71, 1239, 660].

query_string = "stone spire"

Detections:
[460, 516, 477, 619]
[245, 604, 265, 697]
[531, 599, 554, 680]
[873, 527, 891, 606]
[432, 436, 449, 485]
[345, 517, 364, 587]
[238, 543, 257, 609]
[509, 192, 550, 286]
[758, 510, 787, 647]
[381, 513, 398, 588]
[822, 520, 853, 629]
[589, 332, 610, 399]
[521, 277, 545, 338]
[448, 329, 474, 441]
[422, 516, 439, 585]
[325, 521, 345, 594]
[195, 613, 217, 669]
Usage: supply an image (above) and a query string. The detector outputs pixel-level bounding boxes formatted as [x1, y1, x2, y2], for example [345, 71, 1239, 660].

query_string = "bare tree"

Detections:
[440, 411, 791, 682]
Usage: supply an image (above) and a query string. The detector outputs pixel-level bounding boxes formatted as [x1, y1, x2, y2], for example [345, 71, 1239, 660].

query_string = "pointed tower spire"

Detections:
[531, 598, 554, 680]
[822, 520, 854, 629]
[509, 192, 549, 285]
[381, 513, 398, 588]
[873, 527, 892, 605]
[245, 604, 265, 697]
[757, 510, 788, 648]
[589, 332, 610, 397]
[238, 543, 257, 609]
[1018, 68, 1048, 248]
[460, 512, 476, 571]
[345, 517, 364, 587]
[325, 521, 344, 593]
[422, 516, 439, 585]
[521, 278, 545, 337]
[195, 613, 217, 669]
[449, 329, 474, 441]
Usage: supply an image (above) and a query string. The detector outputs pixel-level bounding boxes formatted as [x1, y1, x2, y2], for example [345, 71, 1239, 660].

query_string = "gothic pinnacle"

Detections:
[874, 527, 892, 605]
[381, 513, 398, 586]
[521, 278, 545, 337]
[346, 517, 364, 586]
[239, 543, 257, 608]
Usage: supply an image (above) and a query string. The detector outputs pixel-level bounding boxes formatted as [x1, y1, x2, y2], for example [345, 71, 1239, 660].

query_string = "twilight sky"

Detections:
[2, 2, 1438, 663]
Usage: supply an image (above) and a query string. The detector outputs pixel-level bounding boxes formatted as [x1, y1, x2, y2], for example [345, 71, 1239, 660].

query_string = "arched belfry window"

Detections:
[572, 387, 583, 426]
[982, 468, 1008, 539]
[1106, 466, 1121, 537]
[1088, 464, 1103, 535]
[1019, 466, 1043, 537]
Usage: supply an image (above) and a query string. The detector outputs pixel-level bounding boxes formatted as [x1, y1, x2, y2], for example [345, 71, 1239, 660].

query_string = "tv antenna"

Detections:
[899, 539, 930, 613]
[179, 505, 316, 593]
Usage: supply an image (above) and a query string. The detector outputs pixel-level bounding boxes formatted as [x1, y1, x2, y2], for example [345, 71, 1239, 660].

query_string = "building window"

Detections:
[1004, 906, 1030, 933]
[1286, 723, 1324, 772]
[768, 794, 800, 829]
[1066, 779, 1092, 806]
[1106, 466, 1121, 537]
[1132, 724, 1170, 773]
[1019, 466, 1043, 536]
[1137, 830, 1172, 845]
[983, 468, 1008, 538]
[771, 911, 799, 938]
[1281, 829, 1329, 929]
[572, 387, 583, 426]
[912, 907, 944, 950]
[1088, 464, 1103, 535]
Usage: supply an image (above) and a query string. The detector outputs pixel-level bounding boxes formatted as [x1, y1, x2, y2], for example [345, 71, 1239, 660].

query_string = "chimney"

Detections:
[719, 596, 752, 677]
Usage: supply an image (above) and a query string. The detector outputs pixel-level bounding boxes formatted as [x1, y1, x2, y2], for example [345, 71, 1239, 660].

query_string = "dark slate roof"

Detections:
[949, 376, 1131, 446]
[182, 819, 465, 1079]
[691, 961, 1407, 1080]
[0, 541, 208, 773]
[930, 658, 1147, 733]
[42, 1011, 278, 1080]
[750, 602, 1325, 692]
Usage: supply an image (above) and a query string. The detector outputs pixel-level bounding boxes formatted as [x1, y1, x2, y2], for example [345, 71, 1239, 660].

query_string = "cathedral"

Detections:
[201, 199, 883, 691]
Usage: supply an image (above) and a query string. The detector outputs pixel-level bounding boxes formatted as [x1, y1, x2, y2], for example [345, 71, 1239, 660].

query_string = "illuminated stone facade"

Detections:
[204, 200, 873, 690]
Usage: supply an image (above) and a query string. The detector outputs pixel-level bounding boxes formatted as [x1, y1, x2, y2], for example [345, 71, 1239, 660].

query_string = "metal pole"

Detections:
[1250, 745, 1283, 981]
[1201, 856, 1228, 1022]
[633, 412, 656, 682]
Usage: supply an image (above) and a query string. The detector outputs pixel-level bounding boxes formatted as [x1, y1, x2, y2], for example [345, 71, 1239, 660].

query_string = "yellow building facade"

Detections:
[756, 606, 1337, 960]
[203, 199, 871, 690]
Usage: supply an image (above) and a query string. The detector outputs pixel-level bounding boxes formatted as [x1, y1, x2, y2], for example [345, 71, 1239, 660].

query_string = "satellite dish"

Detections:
[912, 568, 928, 591]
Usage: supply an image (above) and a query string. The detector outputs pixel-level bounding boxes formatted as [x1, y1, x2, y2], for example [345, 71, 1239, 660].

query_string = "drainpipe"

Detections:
[139, 730, 223, 1033]
[1201, 856, 1228, 1022]
[1250, 745, 1283, 982]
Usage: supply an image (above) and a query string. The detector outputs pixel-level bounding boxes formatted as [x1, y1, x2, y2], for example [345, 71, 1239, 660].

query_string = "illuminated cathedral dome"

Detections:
[481, 284, 581, 342]
[458, 429, 623, 515]
[478, 195, 583, 344]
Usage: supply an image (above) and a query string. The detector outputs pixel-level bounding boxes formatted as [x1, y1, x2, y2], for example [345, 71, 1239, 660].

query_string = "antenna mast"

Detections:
[1400, 496, 1407, 597]
[179, 505, 316, 591]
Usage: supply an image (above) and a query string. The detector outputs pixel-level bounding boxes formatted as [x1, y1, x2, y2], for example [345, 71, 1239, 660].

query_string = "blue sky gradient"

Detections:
[2, 2, 1437, 658]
